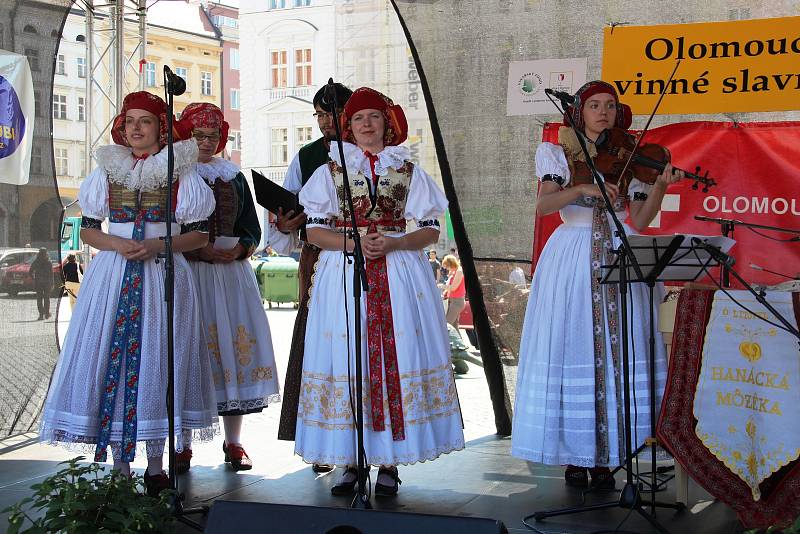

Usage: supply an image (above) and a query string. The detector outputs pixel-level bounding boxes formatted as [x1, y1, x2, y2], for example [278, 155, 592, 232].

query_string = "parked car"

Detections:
[0, 250, 76, 297]
[0, 248, 38, 296]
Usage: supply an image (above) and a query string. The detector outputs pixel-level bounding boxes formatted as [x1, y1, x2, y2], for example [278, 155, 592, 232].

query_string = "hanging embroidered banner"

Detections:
[693, 290, 800, 500]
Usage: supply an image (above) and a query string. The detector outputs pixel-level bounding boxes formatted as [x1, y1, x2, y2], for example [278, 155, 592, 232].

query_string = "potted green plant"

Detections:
[4, 457, 176, 533]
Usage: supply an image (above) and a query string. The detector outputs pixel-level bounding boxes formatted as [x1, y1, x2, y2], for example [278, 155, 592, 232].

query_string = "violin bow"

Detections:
[616, 59, 681, 181]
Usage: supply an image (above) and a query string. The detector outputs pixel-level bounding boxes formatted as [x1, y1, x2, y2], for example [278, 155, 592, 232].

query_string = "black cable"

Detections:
[745, 225, 800, 243]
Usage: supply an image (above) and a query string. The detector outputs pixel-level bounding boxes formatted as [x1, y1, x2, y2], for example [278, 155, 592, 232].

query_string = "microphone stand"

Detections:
[162, 67, 205, 530]
[691, 239, 800, 343]
[694, 215, 800, 288]
[326, 78, 372, 510]
[530, 93, 678, 534]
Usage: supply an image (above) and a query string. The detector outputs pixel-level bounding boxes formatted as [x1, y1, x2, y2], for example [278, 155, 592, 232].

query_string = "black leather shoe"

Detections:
[143, 470, 170, 498]
[564, 465, 589, 488]
[331, 467, 358, 496]
[374, 466, 401, 497]
[589, 466, 616, 490]
[312, 463, 334, 473]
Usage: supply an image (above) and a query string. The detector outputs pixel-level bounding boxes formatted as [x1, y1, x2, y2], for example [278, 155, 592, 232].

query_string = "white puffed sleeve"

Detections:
[535, 142, 571, 187]
[175, 168, 215, 224]
[627, 177, 653, 202]
[404, 164, 448, 229]
[298, 164, 339, 230]
[78, 167, 110, 220]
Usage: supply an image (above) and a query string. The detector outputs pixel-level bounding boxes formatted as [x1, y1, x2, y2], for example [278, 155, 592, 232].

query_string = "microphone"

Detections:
[164, 66, 186, 96]
[691, 237, 735, 268]
[750, 263, 800, 280]
[321, 77, 336, 107]
[545, 88, 575, 105]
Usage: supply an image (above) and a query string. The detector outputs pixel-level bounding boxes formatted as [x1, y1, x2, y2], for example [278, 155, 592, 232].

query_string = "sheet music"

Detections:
[601, 234, 736, 283]
[213, 236, 240, 250]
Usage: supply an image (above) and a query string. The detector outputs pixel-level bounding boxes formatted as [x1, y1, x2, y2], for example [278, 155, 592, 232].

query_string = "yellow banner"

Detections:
[602, 17, 800, 115]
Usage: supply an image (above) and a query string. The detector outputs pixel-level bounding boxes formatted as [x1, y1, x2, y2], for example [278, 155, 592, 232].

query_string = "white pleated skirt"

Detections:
[40, 222, 218, 457]
[512, 207, 668, 467]
[295, 246, 465, 466]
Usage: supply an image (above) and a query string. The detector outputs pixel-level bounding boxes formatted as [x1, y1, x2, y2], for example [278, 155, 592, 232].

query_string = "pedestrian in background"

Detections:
[31, 247, 53, 320]
[441, 254, 465, 328]
[63, 254, 82, 310]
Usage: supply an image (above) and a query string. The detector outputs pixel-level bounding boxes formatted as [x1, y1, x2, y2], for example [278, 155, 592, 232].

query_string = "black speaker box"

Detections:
[204, 501, 507, 534]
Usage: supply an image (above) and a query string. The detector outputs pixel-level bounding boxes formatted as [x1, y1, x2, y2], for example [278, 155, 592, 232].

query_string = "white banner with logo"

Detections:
[0, 50, 34, 185]
[506, 58, 587, 116]
[693, 291, 800, 500]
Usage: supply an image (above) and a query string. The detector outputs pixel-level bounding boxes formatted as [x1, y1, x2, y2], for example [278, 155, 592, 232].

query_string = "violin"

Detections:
[572, 127, 716, 194]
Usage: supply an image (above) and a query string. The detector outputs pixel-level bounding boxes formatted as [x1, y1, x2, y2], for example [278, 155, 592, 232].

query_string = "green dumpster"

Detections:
[253, 258, 299, 308]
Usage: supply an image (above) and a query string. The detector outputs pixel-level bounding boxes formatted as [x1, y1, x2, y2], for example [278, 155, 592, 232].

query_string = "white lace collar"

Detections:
[95, 139, 198, 192]
[329, 142, 410, 178]
[195, 157, 240, 184]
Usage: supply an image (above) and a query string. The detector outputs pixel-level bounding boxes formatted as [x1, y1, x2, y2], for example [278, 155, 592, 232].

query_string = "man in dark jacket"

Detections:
[30, 248, 53, 320]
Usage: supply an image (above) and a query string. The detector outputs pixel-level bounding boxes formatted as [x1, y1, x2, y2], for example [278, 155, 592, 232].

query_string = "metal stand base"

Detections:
[169, 491, 209, 530]
[351, 491, 373, 509]
[531, 482, 685, 534]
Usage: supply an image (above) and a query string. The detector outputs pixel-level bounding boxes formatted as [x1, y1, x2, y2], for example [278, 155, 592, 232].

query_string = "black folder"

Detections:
[251, 169, 304, 215]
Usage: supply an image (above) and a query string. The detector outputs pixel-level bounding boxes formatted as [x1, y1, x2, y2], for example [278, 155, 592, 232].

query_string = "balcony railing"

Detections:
[266, 86, 312, 103]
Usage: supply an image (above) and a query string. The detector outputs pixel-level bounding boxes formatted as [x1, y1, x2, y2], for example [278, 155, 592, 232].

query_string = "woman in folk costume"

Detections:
[39, 91, 217, 496]
[178, 102, 281, 472]
[295, 87, 464, 496]
[511, 81, 682, 488]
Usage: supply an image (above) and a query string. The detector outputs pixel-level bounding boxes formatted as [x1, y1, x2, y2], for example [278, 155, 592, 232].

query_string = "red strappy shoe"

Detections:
[223, 441, 253, 471]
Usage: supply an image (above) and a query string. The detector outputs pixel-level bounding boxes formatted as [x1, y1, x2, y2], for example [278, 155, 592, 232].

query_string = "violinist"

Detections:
[511, 81, 682, 489]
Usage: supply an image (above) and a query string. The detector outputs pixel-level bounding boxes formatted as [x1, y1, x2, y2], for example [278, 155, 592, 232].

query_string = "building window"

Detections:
[56, 54, 66, 75]
[55, 148, 69, 176]
[271, 128, 287, 165]
[228, 130, 242, 151]
[230, 48, 239, 70]
[296, 126, 312, 149]
[25, 49, 40, 71]
[295, 48, 312, 86]
[34, 91, 43, 117]
[201, 71, 212, 96]
[52, 94, 67, 120]
[78, 97, 85, 121]
[212, 15, 238, 28]
[79, 150, 87, 177]
[294, 0, 311, 6]
[145, 62, 156, 87]
[175, 67, 188, 84]
[271, 50, 287, 88]
[31, 146, 42, 174]
[230, 89, 240, 110]
[270, 0, 286, 8]
[77, 57, 86, 78]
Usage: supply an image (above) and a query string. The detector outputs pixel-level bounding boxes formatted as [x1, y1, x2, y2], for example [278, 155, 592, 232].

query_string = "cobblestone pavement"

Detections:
[0, 292, 61, 437]
[1, 296, 499, 483]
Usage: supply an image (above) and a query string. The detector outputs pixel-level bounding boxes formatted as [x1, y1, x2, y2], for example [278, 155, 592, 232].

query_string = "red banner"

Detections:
[532, 121, 800, 287]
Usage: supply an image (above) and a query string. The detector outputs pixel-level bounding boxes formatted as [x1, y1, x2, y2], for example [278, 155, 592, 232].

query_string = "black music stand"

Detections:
[532, 234, 731, 533]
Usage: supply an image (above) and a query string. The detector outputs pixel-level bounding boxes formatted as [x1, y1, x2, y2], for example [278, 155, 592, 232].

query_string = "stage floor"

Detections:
[1, 305, 744, 533]
[0, 432, 744, 534]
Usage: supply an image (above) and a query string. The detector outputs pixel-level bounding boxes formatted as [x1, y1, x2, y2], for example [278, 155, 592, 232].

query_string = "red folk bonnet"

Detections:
[340, 87, 408, 147]
[111, 91, 192, 149]
[178, 102, 230, 154]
